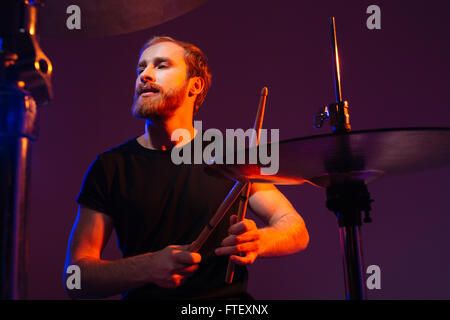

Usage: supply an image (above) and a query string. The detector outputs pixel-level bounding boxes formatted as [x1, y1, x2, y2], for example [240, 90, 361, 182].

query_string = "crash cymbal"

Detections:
[205, 127, 450, 188]
[38, 0, 208, 38]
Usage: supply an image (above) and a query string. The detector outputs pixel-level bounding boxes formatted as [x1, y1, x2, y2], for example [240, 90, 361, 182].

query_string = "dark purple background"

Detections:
[29, 0, 450, 299]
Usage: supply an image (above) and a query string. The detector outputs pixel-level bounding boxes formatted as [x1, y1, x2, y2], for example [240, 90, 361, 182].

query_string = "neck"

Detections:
[138, 110, 197, 151]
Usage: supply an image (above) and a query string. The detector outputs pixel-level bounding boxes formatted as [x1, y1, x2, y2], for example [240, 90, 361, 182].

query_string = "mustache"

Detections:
[136, 83, 163, 95]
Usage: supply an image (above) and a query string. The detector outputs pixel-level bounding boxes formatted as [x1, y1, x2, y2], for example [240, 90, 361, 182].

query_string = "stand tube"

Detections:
[339, 226, 366, 300]
[330, 17, 343, 103]
[0, 87, 38, 299]
[326, 181, 372, 300]
[1, 0, 50, 299]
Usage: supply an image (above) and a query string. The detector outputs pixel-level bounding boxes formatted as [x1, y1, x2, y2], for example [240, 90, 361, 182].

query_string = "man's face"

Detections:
[132, 41, 189, 120]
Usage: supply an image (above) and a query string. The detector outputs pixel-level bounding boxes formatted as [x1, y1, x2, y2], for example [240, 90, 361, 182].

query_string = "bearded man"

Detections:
[64, 36, 309, 300]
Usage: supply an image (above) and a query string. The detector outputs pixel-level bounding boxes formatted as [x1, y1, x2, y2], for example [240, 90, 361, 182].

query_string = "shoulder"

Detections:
[100, 137, 138, 156]
[96, 137, 138, 160]
[89, 137, 139, 173]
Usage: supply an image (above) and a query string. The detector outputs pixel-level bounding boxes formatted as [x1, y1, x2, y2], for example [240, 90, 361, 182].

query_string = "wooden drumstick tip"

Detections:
[261, 87, 268, 96]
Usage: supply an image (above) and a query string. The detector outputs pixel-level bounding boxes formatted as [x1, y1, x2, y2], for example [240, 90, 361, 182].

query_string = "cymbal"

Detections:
[38, 0, 208, 38]
[205, 127, 450, 188]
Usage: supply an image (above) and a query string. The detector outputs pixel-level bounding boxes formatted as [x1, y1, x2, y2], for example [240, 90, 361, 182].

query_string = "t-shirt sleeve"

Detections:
[76, 156, 114, 218]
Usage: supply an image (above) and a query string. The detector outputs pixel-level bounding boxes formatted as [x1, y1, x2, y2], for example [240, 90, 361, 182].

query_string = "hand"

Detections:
[148, 245, 201, 288]
[214, 215, 261, 265]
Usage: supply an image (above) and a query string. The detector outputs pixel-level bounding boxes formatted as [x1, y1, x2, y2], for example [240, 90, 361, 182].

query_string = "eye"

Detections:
[137, 66, 146, 75]
[157, 63, 169, 69]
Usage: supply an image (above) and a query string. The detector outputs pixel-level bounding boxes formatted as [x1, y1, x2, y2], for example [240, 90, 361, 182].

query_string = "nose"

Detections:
[140, 66, 155, 83]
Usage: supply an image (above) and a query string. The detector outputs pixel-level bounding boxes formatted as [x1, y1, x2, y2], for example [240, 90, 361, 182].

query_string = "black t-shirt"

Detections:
[76, 134, 251, 300]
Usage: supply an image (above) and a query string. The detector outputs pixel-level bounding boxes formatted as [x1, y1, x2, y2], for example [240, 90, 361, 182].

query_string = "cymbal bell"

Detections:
[205, 127, 450, 188]
[39, 0, 208, 38]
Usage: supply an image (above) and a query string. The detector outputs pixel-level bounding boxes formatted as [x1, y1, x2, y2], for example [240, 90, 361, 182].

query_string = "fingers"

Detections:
[172, 263, 200, 276]
[214, 216, 260, 264]
[167, 245, 202, 275]
[228, 218, 257, 235]
[175, 251, 202, 264]
[170, 246, 202, 264]
[166, 274, 183, 288]
[214, 240, 260, 256]
[230, 252, 258, 265]
[220, 230, 260, 247]
[153, 245, 203, 289]
[165, 262, 199, 287]
[164, 248, 201, 288]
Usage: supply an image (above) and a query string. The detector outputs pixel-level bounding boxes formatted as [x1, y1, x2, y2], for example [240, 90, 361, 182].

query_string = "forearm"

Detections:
[258, 212, 309, 257]
[65, 253, 153, 299]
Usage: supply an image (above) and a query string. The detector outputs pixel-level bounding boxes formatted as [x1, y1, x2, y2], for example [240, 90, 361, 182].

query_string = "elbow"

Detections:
[63, 262, 83, 300]
[299, 228, 310, 251]
[63, 258, 114, 300]
[63, 259, 95, 300]
[294, 222, 310, 253]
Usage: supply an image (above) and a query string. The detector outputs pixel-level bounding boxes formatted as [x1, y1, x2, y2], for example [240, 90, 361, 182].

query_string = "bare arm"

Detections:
[63, 205, 201, 299]
[215, 183, 309, 264]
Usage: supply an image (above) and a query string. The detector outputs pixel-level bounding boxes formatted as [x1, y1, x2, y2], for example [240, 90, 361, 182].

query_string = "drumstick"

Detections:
[225, 87, 268, 283]
[187, 87, 268, 254]
[187, 181, 247, 252]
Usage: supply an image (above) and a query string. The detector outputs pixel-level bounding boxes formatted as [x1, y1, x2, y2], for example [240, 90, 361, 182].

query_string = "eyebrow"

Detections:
[137, 57, 173, 68]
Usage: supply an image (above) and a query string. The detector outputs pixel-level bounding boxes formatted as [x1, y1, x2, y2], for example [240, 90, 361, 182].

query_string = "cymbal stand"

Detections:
[0, 0, 52, 299]
[313, 17, 373, 300]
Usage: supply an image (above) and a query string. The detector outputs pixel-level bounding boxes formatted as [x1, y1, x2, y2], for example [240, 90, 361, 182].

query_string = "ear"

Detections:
[188, 77, 205, 97]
